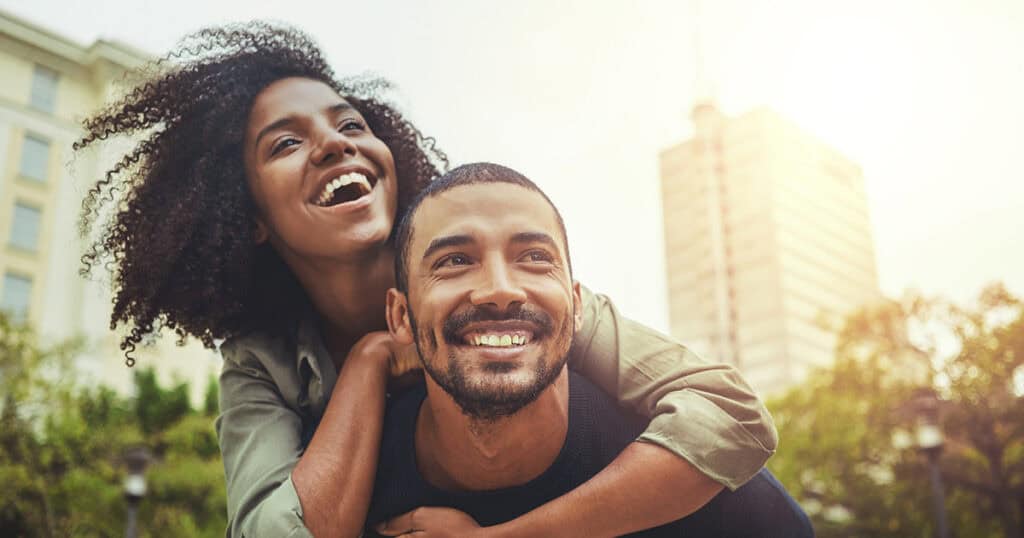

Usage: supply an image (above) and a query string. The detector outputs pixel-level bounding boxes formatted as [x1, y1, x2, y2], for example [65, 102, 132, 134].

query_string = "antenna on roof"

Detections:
[693, 0, 718, 108]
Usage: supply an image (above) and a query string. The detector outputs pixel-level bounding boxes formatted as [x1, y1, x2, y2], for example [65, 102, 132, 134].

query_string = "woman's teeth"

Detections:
[316, 172, 372, 206]
[468, 333, 530, 347]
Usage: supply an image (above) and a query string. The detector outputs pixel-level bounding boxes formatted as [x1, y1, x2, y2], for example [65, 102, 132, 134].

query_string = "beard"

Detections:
[410, 304, 574, 423]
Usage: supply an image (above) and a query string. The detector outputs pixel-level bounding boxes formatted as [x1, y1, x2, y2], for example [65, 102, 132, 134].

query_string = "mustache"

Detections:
[441, 305, 554, 344]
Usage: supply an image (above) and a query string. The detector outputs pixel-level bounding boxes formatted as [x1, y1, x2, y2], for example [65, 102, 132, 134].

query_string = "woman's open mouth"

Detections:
[314, 172, 376, 207]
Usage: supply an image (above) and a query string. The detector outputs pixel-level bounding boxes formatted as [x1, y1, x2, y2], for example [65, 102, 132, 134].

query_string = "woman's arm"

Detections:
[291, 333, 394, 537]
[378, 443, 722, 538]
[568, 284, 777, 487]
[482, 444, 721, 537]
[218, 332, 395, 538]
[503, 285, 776, 535]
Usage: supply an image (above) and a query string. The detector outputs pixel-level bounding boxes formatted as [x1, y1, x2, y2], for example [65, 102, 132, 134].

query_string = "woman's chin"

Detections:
[331, 221, 394, 255]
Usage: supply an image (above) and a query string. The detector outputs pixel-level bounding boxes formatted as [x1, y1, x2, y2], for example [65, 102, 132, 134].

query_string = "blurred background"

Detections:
[0, 0, 1021, 536]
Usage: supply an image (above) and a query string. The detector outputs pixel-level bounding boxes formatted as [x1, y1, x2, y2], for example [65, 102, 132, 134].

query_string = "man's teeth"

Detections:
[469, 334, 530, 347]
[316, 172, 372, 205]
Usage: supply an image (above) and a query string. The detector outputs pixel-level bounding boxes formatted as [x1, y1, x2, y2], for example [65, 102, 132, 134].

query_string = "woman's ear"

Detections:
[386, 288, 415, 345]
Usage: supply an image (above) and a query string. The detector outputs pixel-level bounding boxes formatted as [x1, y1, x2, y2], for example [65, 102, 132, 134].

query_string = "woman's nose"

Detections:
[310, 128, 356, 166]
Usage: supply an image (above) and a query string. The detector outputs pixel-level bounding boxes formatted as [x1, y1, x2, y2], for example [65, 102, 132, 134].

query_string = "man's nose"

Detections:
[470, 259, 527, 311]
[309, 128, 356, 166]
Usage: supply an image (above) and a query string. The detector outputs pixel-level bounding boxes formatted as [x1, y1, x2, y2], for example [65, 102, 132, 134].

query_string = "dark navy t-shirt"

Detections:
[366, 372, 813, 537]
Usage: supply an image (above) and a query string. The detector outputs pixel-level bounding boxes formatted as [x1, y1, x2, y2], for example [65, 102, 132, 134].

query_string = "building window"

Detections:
[9, 203, 42, 251]
[30, 64, 59, 113]
[19, 134, 50, 182]
[1, 273, 32, 322]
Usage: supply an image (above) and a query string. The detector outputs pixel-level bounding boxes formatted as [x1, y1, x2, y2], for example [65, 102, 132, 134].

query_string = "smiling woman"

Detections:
[243, 78, 399, 269]
[75, 24, 441, 358]
[75, 21, 778, 538]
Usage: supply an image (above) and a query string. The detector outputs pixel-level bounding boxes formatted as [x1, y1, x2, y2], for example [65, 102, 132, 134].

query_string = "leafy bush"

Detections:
[0, 313, 227, 536]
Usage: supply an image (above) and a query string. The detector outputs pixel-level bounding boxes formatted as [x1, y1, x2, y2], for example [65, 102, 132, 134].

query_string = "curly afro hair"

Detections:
[75, 22, 448, 365]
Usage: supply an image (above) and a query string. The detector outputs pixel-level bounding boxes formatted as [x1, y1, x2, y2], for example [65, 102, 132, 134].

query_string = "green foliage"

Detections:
[202, 375, 219, 418]
[768, 283, 1024, 538]
[134, 369, 192, 435]
[0, 312, 227, 537]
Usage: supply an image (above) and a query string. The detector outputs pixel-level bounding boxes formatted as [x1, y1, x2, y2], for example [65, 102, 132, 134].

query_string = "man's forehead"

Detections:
[412, 183, 564, 252]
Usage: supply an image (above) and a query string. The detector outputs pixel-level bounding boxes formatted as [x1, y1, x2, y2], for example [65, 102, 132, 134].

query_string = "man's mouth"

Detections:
[314, 172, 375, 207]
[442, 307, 554, 350]
[462, 331, 534, 347]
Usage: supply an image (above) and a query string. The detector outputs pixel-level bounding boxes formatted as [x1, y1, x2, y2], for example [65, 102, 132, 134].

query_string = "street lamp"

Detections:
[906, 389, 949, 538]
[122, 446, 152, 538]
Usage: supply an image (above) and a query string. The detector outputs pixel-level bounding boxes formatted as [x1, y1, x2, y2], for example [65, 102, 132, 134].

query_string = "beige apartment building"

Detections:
[660, 102, 880, 397]
[0, 9, 217, 402]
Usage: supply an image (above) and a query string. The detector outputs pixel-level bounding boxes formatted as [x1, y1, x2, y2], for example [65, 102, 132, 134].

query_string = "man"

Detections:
[368, 163, 813, 537]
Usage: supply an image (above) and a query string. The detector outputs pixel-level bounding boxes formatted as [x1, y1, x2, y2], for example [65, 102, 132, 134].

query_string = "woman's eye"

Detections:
[270, 138, 299, 155]
[339, 119, 366, 132]
[437, 254, 472, 268]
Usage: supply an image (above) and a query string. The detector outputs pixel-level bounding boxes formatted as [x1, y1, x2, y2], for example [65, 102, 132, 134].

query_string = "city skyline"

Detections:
[0, 0, 1020, 337]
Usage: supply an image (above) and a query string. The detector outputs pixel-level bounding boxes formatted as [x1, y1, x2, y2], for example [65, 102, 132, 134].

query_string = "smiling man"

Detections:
[368, 163, 813, 537]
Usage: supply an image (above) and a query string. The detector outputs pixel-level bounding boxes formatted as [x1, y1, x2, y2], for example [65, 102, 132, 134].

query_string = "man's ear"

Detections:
[572, 280, 583, 332]
[386, 288, 415, 345]
[254, 218, 269, 244]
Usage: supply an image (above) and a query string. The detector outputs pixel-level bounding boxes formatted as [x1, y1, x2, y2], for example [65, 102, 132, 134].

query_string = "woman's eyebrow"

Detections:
[253, 103, 356, 147]
[328, 102, 355, 115]
[254, 117, 295, 147]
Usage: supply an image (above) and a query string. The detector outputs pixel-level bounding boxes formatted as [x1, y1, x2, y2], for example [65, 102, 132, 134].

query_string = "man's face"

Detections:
[390, 182, 582, 422]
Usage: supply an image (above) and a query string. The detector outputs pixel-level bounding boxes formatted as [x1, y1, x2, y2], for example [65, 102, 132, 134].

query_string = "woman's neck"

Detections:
[291, 245, 397, 363]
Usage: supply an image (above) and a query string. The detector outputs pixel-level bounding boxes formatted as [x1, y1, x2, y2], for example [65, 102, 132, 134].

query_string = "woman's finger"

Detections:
[375, 508, 420, 536]
[389, 340, 422, 377]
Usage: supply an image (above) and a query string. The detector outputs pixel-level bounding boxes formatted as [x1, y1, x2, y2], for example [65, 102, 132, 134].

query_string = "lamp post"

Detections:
[908, 389, 949, 538]
[122, 446, 151, 538]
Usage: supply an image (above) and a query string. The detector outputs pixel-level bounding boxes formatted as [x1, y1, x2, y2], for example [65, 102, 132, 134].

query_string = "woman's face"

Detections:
[243, 77, 398, 264]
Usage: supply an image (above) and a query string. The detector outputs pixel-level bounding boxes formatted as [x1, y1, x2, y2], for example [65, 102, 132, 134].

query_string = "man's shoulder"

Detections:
[567, 371, 646, 447]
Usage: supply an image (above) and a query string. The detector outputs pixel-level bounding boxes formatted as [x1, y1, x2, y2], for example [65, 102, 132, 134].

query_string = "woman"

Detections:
[76, 22, 776, 537]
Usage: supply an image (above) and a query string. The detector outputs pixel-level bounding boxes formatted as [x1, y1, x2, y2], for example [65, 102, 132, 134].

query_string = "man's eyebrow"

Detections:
[422, 234, 475, 262]
[510, 232, 559, 250]
[253, 102, 356, 148]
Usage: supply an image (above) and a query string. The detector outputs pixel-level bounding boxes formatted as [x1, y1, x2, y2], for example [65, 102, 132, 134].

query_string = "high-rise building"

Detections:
[659, 103, 880, 396]
[0, 9, 218, 402]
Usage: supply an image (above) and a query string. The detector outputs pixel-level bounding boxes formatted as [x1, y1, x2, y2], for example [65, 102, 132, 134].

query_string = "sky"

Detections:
[3, 0, 1022, 331]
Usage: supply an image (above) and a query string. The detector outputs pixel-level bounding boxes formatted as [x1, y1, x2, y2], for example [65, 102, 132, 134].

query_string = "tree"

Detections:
[767, 283, 1024, 537]
[0, 312, 227, 536]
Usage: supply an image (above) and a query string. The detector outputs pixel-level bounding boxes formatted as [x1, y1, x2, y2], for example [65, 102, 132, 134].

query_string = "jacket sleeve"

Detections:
[216, 339, 314, 538]
[568, 285, 777, 490]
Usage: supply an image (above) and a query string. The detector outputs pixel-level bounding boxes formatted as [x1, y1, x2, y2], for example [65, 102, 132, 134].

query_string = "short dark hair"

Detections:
[74, 21, 448, 364]
[393, 162, 572, 293]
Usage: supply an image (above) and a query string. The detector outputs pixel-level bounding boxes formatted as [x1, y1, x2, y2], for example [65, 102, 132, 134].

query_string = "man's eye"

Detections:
[270, 138, 299, 155]
[436, 254, 472, 268]
[522, 250, 554, 263]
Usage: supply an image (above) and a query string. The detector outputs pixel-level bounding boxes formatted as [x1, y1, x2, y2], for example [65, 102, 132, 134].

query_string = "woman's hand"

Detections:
[375, 507, 484, 538]
[344, 331, 422, 395]
[387, 337, 422, 378]
[344, 332, 420, 377]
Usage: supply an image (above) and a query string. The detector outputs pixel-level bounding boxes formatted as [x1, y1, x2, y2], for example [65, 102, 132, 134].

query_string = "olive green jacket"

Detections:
[216, 286, 777, 537]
